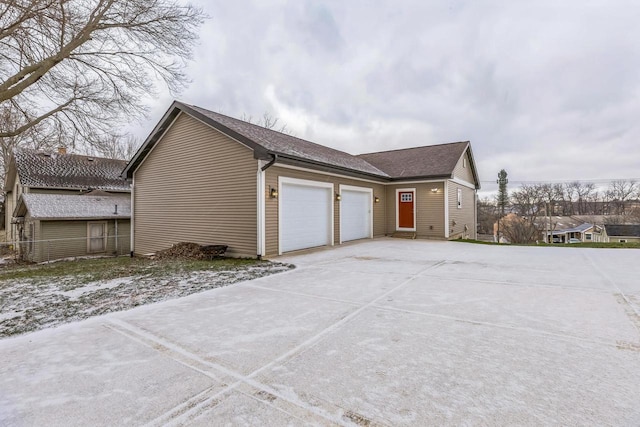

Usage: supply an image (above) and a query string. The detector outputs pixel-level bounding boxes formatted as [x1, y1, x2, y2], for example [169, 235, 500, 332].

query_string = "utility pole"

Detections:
[496, 170, 508, 243]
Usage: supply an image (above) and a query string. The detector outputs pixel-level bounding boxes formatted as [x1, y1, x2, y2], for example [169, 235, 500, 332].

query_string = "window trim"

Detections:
[457, 188, 462, 209]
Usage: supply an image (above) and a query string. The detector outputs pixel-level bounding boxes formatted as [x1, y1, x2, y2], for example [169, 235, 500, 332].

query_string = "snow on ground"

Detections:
[0, 239, 639, 426]
[0, 262, 293, 337]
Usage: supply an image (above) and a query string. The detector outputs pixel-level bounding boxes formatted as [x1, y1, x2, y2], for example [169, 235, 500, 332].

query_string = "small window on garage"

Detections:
[87, 221, 107, 253]
[457, 188, 462, 209]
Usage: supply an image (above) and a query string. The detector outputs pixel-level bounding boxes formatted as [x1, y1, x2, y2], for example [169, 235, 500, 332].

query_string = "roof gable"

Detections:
[357, 142, 477, 183]
[10, 149, 130, 192]
[124, 100, 480, 184]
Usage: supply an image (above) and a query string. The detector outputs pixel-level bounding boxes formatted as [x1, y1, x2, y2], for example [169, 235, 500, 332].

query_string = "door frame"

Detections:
[338, 184, 373, 244]
[278, 176, 334, 255]
[396, 188, 416, 231]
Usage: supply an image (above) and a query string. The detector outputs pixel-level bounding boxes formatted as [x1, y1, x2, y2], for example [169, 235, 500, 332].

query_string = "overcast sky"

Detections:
[130, 0, 640, 196]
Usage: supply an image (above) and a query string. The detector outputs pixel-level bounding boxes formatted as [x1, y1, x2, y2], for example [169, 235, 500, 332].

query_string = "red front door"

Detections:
[398, 191, 414, 229]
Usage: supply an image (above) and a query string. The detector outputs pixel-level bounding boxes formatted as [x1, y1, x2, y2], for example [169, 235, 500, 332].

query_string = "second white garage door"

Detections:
[280, 179, 333, 253]
[340, 186, 373, 243]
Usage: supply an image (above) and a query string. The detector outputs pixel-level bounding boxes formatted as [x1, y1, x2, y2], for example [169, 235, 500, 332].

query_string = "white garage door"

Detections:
[340, 187, 372, 243]
[280, 180, 332, 253]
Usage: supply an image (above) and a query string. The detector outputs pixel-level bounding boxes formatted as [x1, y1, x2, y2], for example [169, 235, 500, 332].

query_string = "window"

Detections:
[463, 157, 467, 168]
[585, 233, 592, 240]
[457, 188, 462, 209]
[87, 221, 107, 253]
[400, 193, 413, 202]
[619, 239, 627, 243]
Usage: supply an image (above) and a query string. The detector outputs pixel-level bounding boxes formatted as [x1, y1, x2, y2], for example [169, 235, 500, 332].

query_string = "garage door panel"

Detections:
[341, 189, 371, 243]
[281, 182, 332, 253]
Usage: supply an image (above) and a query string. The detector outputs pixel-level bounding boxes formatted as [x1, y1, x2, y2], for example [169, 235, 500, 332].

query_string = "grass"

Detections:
[0, 256, 294, 337]
[455, 239, 640, 249]
[0, 256, 263, 284]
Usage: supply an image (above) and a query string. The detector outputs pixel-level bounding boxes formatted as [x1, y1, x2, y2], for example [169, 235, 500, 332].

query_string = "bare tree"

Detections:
[81, 134, 141, 160]
[477, 197, 498, 235]
[608, 180, 638, 215]
[0, 0, 205, 147]
[507, 183, 547, 243]
[0, 105, 58, 183]
[569, 181, 596, 215]
[241, 112, 290, 134]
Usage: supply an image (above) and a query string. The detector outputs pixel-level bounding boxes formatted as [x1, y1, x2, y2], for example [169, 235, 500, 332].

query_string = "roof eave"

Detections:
[123, 101, 271, 178]
[34, 215, 131, 221]
[273, 154, 390, 181]
[388, 174, 453, 182]
[463, 142, 481, 189]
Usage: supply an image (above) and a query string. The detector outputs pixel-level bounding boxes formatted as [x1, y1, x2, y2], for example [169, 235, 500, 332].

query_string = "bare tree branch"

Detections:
[0, 0, 205, 146]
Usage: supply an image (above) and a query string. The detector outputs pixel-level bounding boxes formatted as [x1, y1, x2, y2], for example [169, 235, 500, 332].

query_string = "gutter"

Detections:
[261, 154, 278, 171]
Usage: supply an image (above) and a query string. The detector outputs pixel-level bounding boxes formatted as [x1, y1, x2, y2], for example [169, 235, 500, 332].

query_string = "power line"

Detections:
[479, 178, 640, 185]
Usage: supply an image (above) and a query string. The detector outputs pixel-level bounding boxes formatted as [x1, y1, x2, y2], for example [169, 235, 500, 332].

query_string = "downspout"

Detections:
[261, 154, 278, 171]
[257, 154, 278, 259]
[130, 175, 135, 257]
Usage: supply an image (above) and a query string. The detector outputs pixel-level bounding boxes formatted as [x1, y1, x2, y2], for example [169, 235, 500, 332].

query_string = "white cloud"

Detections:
[130, 0, 640, 188]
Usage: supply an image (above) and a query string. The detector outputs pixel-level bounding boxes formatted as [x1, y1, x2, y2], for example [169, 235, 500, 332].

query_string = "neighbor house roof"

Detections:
[604, 224, 640, 238]
[357, 142, 471, 180]
[545, 222, 594, 236]
[5, 148, 130, 192]
[124, 101, 480, 185]
[14, 193, 131, 220]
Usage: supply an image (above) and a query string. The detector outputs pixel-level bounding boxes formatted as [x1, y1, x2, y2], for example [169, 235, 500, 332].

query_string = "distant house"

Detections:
[4, 148, 131, 262]
[123, 101, 481, 258]
[542, 222, 602, 243]
[602, 224, 640, 243]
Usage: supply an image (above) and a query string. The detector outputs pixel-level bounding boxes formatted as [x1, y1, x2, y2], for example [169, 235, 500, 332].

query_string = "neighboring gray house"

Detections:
[543, 222, 602, 243]
[123, 101, 481, 258]
[4, 148, 131, 262]
[602, 224, 640, 243]
[14, 193, 131, 262]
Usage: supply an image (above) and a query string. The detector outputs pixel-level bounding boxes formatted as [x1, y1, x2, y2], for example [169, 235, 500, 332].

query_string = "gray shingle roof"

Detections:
[604, 224, 640, 237]
[13, 148, 130, 191]
[186, 104, 389, 177]
[18, 193, 131, 220]
[357, 142, 469, 179]
[124, 101, 478, 183]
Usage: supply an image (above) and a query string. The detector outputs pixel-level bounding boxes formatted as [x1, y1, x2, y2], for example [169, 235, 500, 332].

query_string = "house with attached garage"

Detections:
[4, 148, 131, 262]
[602, 224, 640, 243]
[123, 101, 480, 258]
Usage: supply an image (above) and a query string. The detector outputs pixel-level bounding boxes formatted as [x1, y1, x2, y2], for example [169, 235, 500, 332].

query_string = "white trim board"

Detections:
[449, 177, 477, 190]
[272, 163, 386, 185]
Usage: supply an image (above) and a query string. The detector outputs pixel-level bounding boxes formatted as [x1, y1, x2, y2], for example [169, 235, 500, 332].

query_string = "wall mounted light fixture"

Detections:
[269, 186, 278, 199]
[431, 188, 439, 193]
[335, 193, 341, 201]
[374, 196, 380, 203]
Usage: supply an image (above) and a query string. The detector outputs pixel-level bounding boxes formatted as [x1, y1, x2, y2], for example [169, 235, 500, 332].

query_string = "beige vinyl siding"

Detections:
[447, 182, 476, 239]
[385, 183, 446, 239]
[452, 150, 475, 184]
[33, 219, 131, 262]
[134, 113, 257, 257]
[264, 166, 386, 256]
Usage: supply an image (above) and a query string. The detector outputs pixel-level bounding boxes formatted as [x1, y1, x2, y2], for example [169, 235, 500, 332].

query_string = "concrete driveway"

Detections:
[1, 239, 639, 426]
